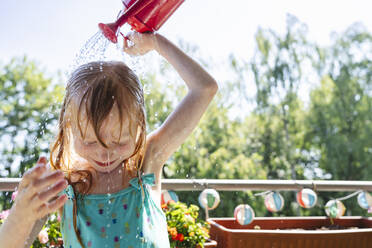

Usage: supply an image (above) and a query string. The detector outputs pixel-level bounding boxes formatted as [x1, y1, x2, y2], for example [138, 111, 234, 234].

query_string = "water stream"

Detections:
[68, 24, 151, 79]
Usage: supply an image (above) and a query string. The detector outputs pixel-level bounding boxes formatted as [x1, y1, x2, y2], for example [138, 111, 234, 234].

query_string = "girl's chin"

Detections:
[92, 164, 118, 173]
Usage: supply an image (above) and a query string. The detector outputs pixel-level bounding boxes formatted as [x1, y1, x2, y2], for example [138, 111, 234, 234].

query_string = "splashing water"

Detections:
[70, 31, 110, 70]
[67, 24, 154, 79]
[107, 150, 112, 194]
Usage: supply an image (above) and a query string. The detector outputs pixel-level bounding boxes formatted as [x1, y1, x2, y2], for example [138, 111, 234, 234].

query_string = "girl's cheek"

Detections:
[74, 140, 90, 155]
[114, 146, 126, 155]
[125, 143, 136, 155]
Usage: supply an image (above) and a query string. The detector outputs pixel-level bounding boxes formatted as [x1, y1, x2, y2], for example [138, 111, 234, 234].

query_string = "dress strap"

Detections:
[60, 184, 75, 200]
[129, 173, 156, 190]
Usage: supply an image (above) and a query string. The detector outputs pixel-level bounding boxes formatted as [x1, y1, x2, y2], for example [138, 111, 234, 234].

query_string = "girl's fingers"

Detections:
[123, 37, 138, 55]
[123, 36, 129, 49]
[36, 179, 68, 203]
[47, 194, 68, 212]
[31, 170, 65, 194]
[18, 157, 48, 189]
[36, 194, 68, 219]
[36, 156, 48, 165]
[125, 31, 136, 40]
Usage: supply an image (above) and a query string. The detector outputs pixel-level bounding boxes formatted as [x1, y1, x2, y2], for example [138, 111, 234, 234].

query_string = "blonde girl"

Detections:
[0, 32, 218, 248]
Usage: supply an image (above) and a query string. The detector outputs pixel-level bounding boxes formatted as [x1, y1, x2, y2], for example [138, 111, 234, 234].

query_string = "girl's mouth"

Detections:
[94, 159, 117, 167]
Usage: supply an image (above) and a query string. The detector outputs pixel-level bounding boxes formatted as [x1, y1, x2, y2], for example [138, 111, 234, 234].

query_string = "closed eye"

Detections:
[84, 141, 97, 145]
[113, 142, 127, 146]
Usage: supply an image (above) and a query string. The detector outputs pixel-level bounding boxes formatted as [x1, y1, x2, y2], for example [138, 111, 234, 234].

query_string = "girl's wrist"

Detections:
[0, 206, 37, 248]
[152, 33, 162, 54]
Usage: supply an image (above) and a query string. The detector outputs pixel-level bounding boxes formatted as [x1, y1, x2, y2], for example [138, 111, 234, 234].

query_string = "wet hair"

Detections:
[49, 61, 147, 247]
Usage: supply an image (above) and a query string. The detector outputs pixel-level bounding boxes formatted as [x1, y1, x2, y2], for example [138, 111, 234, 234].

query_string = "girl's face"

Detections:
[71, 104, 137, 173]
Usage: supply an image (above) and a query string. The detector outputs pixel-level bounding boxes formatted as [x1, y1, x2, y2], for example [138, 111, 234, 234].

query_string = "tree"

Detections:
[0, 57, 63, 210]
[306, 24, 372, 181]
[247, 14, 313, 181]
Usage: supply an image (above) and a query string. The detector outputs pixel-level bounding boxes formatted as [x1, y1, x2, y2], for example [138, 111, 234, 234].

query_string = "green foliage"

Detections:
[30, 213, 62, 248]
[306, 24, 372, 181]
[249, 14, 313, 181]
[141, 74, 173, 132]
[0, 57, 63, 210]
[162, 200, 210, 248]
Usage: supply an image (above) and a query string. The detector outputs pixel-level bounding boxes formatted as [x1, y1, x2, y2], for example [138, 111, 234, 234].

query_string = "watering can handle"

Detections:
[115, 0, 153, 28]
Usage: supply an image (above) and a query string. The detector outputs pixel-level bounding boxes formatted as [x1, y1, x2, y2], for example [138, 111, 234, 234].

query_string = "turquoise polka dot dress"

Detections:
[60, 173, 170, 248]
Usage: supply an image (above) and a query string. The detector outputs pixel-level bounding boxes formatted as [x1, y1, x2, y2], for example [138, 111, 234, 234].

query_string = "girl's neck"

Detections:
[90, 163, 130, 194]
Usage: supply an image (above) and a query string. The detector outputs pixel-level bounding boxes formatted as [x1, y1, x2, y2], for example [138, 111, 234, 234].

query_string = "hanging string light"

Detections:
[264, 191, 285, 212]
[198, 189, 220, 219]
[357, 191, 372, 212]
[161, 190, 179, 205]
[234, 204, 255, 225]
[296, 188, 318, 208]
[325, 199, 346, 218]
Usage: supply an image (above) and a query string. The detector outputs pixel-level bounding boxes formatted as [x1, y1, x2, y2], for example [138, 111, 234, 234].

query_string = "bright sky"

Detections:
[1, 0, 371, 76]
[0, 1, 371, 178]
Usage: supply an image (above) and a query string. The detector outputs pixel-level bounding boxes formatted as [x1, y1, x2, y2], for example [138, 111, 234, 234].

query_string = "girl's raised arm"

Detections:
[124, 33, 218, 175]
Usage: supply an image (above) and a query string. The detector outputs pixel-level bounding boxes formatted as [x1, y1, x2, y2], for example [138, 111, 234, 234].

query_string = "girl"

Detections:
[0, 32, 217, 248]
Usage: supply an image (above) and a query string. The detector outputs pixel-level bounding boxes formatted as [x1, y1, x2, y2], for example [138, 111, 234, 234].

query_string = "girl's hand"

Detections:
[13, 156, 68, 224]
[123, 32, 159, 56]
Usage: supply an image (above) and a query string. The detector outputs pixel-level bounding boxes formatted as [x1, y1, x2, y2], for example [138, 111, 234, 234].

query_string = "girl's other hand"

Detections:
[13, 156, 68, 224]
[123, 31, 158, 56]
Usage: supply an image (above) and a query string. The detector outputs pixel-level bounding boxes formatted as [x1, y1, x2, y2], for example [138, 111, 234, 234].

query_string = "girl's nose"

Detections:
[95, 149, 113, 161]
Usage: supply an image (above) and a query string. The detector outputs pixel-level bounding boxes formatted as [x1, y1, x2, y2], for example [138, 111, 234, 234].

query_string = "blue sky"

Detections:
[1, 0, 371, 76]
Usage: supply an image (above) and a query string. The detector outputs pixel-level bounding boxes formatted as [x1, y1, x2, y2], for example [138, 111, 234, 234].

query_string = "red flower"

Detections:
[171, 235, 178, 241]
[176, 233, 184, 241]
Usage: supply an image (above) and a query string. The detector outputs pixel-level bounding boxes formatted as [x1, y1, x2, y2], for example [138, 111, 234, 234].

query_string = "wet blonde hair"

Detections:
[50, 61, 146, 247]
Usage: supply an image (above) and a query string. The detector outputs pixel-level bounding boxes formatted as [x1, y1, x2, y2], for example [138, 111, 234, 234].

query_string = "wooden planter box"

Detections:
[208, 217, 372, 248]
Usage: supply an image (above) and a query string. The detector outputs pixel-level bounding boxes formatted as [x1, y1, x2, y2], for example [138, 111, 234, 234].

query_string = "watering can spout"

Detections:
[99, 0, 185, 43]
[98, 0, 151, 43]
[98, 22, 120, 43]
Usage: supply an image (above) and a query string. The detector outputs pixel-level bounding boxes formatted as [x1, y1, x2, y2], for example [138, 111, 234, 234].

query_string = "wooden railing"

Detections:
[1, 178, 372, 192]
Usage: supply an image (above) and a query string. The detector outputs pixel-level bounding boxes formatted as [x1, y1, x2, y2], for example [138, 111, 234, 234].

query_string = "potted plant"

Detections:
[208, 216, 372, 248]
[161, 200, 217, 248]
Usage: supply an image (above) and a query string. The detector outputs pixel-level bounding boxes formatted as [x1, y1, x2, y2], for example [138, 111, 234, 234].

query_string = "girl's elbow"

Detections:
[206, 79, 218, 96]
[191, 79, 218, 97]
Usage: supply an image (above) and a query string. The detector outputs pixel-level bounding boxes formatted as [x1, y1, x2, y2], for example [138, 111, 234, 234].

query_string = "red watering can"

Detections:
[99, 0, 185, 43]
